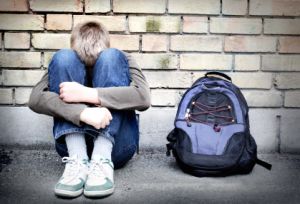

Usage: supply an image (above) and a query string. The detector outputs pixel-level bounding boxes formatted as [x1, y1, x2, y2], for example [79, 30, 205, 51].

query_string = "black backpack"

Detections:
[166, 72, 271, 177]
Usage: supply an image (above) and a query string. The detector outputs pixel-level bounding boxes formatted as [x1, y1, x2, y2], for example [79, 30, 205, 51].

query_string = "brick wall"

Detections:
[0, 0, 300, 153]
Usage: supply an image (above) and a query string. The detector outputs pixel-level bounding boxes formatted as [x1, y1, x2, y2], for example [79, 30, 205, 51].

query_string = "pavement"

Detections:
[0, 148, 300, 204]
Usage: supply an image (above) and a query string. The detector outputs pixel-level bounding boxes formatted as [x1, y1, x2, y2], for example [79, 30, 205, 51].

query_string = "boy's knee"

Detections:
[99, 48, 125, 61]
[51, 49, 78, 69]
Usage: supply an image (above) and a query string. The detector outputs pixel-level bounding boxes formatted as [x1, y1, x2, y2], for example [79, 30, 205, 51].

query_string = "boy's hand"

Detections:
[59, 82, 99, 104]
[80, 107, 112, 129]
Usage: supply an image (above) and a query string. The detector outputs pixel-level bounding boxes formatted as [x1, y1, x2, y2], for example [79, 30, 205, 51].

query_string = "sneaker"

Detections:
[84, 155, 114, 197]
[54, 155, 89, 198]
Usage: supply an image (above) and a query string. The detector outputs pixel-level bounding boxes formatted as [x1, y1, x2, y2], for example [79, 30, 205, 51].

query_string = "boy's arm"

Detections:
[96, 52, 151, 111]
[29, 52, 150, 126]
[28, 73, 87, 126]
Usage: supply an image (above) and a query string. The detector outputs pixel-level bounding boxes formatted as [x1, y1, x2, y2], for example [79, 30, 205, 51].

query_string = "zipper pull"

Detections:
[213, 123, 221, 132]
[185, 108, 190, 118]
[185, 109, 192, 127]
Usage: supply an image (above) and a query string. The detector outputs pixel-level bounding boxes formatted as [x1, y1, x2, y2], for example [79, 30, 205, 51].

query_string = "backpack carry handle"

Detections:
[205, 72, 232, 82]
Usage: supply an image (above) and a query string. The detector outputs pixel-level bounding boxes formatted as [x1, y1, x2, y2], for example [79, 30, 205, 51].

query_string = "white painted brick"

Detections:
[4, 32, 30, 49]
[180, 54, 232, 70]
[142, 35, 168, 52]
[183, 16, 208, 33]
[74, 15, 126, 32]
[279, 37, 300, 53]
[110, 35, 139, 51]
[0, 14, 44, 30]
[15, 88, 32, 105]
[250, 0, 300, 16]
[276, 73, 300, 89]
[2, 70, 45, 86]
[281, 109, 300, 153]
[130, 53, 178, 69]
[46, 14, 72, 31]
[0, 0, 28, 11]
[235, 55, 260, 71]
[285, 91, 300, 108]
[151, 90, 178, 106]
[43, 52, 55, 68]
[85, 0, 110, 13]
[0, 52, 41, 68]
[0, 89, 13, 104]
[168, 0, 220, 14]
[139, 108, 177, 149]
[113, 0, 166, 14]
[225, 36, 277, 52]
[129, 16, 180, 33]
[30, 0, 83, 12]
[222, 0, 247, 15]
[230, 73, 273, 89]
[144, 71, 192, 88]
[210, 18, 262, 34]
[242, 90, 283, 107]
[264, 19, 300, 35]
[171, 35, 222, 52]
[249, 109, 279, 153]
[262, 55, 300, 71]
[32, 34, 70, 49]
[193, 72, 273, 89]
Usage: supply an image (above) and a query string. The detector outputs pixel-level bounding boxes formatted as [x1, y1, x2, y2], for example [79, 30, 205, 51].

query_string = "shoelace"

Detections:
[187, 101, 234, 125]
[89, 159, 106, 179]
[61, 156, 83, 182]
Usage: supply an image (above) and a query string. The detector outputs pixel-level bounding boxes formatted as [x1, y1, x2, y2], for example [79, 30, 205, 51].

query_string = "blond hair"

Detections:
[71, 21, 110, 66]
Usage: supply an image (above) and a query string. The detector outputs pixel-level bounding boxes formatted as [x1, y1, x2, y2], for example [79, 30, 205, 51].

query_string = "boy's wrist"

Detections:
[83, 87, 100, 104]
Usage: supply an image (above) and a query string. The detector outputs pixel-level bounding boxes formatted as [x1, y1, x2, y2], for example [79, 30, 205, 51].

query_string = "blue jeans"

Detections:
[48, 48, 139, 169]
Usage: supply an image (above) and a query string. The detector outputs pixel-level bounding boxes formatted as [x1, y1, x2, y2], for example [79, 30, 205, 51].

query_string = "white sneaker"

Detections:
[84, 155, 114, 197]
[54, 155, 89, 197]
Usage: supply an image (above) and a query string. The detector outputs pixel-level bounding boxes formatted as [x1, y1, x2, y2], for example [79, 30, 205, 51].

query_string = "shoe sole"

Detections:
[84, 187, 114, 197]
[54, 188, 83, 198]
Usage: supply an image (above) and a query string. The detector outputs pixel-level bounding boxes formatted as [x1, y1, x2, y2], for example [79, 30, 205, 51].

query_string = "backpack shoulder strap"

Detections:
[256, 158, 272, 170]
[166, 129, 177, 156]
[255, 158, 272, 171]
[205, 72, 232, 82]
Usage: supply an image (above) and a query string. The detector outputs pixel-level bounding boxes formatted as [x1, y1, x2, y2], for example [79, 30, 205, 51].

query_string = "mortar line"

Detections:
[261, 18, 264, 36]
[82, 0, 85, 14]
[276, 115, 282, 153]
[220, 0, 223, 16]
[110, 0, 113, 13]
[180, 15, 183, 34]
[165, 0, 169, 14]
[12, 87, 16, 106]
[125, 15, 129, 34]
[232, 54, 235, 72]
[27, 0, 33, 14]
[1, 32, 4, 51]
[247, 0, 250, 16]
[139, 34, 142, 53]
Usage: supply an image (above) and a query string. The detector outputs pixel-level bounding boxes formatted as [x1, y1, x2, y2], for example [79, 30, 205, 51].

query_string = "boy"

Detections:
[29, 21, 150, 198]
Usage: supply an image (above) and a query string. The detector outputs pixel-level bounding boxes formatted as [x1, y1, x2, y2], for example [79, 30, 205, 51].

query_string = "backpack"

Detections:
[166, 72, 271, 177]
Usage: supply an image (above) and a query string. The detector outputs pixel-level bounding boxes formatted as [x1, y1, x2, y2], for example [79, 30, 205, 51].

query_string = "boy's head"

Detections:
[71, 21, 110, 66]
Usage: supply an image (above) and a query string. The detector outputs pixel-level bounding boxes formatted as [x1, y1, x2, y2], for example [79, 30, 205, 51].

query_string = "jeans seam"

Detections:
[54, 128, 86, 140]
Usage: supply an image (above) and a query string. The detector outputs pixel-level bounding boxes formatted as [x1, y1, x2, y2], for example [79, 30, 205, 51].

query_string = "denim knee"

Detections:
[98, 48, 125, 61]
[51, 49, 78, 69]
[49, 49, 86, 93]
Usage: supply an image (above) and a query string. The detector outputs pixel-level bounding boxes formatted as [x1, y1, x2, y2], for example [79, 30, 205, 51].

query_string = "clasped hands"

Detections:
[59, 82, 112, 129]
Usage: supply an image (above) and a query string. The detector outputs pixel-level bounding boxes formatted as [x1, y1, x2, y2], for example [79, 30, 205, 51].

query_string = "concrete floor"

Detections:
[0, 149, 299, 204]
